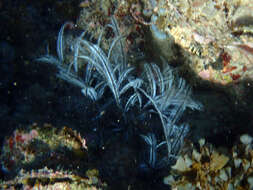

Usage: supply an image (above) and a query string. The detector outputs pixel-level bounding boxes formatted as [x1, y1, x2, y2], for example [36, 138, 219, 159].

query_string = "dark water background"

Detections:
[0, 0, 253, 189]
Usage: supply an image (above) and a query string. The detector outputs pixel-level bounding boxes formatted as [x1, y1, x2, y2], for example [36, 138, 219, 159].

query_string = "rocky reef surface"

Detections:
[0, 0, 253, 190]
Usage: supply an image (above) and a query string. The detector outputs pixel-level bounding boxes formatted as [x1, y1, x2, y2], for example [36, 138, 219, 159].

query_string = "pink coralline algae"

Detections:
[13, 129, 38, 145]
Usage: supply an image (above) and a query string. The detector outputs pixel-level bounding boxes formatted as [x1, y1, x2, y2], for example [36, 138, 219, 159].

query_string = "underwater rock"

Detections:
[1, 167, 107, 190]
[1, 123, 88, 174]
[75, 0, 253, 101]
[76, 0, 147, 67]
[0, 123, 106, 189]
[122, 0, 253, 103]
[146, 0, 253, 85]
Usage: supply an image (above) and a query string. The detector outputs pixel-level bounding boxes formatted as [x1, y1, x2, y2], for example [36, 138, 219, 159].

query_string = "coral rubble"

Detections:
[164, 134, 253, 190]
